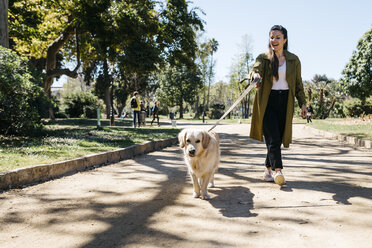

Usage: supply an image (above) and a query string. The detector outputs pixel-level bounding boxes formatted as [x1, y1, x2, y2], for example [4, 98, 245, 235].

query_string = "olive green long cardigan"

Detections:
[248, 50, 306, 148]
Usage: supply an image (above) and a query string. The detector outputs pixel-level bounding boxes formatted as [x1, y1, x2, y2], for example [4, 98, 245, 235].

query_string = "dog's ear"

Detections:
[178, 129, 187, 148]
[202, 131, 211, 149]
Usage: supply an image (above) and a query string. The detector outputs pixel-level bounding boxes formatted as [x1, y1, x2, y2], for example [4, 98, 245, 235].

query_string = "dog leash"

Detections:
[208, 77, 261, 132]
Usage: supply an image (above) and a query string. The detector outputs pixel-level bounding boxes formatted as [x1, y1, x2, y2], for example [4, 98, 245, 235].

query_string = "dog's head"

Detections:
[178, 129, 211, 157]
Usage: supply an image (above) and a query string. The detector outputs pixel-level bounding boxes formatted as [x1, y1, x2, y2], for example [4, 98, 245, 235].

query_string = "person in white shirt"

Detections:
[249, 25, 307, 186]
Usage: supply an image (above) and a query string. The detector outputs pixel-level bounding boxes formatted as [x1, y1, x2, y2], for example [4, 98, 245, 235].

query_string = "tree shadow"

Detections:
[217, 131, 372, 206]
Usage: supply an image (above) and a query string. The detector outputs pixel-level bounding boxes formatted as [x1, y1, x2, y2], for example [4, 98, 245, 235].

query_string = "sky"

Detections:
[53, 0, 371, 87]
[191, 0, 372, 82]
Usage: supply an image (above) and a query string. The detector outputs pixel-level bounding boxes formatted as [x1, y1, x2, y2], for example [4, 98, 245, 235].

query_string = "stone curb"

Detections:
[302, 125, 372, 149]
[0, 137, 178, 191]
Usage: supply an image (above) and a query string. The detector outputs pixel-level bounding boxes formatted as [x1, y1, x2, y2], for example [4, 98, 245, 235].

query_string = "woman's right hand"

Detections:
[253, 73, 262, 88]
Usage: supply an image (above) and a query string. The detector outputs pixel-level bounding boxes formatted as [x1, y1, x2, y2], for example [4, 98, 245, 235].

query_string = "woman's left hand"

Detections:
[301, 105, 307, 118]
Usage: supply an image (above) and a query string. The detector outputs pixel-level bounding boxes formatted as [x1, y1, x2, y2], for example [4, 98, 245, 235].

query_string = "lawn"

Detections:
[2, 115, 370, 173]
[0, 118, 180, 172]
[307, 118, 372, 141]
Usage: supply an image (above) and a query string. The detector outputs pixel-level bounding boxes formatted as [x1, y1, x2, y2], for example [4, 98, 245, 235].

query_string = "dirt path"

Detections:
[1, 122, 371, 248]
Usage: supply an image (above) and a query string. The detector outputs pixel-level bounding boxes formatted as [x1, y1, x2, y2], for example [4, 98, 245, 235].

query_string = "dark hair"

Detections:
[133, 91, 138, 96]
[268, 25, 288, 80]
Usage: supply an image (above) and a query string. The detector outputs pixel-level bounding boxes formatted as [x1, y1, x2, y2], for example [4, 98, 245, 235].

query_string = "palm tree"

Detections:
[206, 38, 219, 109]
[201, 38, 218, 122]
[307, 74, 341, 119]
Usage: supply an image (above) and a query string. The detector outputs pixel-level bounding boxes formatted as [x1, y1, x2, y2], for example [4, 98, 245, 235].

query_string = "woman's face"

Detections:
[269, 30, 287, 52]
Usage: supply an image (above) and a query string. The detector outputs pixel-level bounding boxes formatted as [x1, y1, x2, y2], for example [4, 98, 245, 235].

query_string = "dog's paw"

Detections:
[208, 182, 215, 188]
[200, 192, 210, 200]
[193, 191, 200, 198]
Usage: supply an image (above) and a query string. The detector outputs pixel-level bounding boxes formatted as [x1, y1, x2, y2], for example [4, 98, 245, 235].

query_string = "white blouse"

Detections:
[272, 61, 289, 90]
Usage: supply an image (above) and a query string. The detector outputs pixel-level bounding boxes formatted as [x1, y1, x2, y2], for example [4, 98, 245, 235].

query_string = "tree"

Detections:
[199, 38, 218, 122]
[8, 0, 108, 118]
[228, 35, 254, 118]
[9, 0, 163, 122]
[341, 27, 372, 101]
[161, 0, 204, 68]
[156, 64, 203, 118]
[0, 0, 9, 48]
[239, 35, 254, 118]
[304, 74, 343, 119]
[156, 0, 204, 118]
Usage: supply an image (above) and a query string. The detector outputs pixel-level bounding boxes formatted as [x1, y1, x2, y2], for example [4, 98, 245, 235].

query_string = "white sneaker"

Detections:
[263, 169, 274, 182]
[274, 171, 286, 186]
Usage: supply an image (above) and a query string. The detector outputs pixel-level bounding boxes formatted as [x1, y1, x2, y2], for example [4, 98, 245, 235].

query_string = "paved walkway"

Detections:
[1, 122, 371, 248]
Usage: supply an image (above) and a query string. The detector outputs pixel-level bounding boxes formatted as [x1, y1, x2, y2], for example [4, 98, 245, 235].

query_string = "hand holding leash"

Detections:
[252, 73, 262, 88]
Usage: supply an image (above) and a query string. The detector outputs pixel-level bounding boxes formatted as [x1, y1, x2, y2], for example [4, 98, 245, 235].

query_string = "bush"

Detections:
[343, 98, 372, 117]
[329, 102, 345, 118]
[0, 47, 48, 135]
[83, 105, 98, 118]
[207, 103, 225, 119]
[63, 92, 104, 118]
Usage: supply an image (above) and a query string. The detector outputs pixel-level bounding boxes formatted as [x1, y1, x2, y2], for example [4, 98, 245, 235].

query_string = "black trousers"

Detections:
[262, 90, 289, 170]
[151, 115, 159, 125]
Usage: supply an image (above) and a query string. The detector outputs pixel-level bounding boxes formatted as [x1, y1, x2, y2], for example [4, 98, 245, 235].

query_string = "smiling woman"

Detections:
[248, 25, 307, 186]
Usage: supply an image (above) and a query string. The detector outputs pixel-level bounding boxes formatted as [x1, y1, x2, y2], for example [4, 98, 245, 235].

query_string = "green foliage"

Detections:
[341, 27, 372, 100]
[343, 98, 372, 117]
[304, 75, 344, 119]
[0, 46, 48, 135]
[9, 0, 206, 120]
[156, 65, 203, 110]
[161, 0, 204, 68]
[228, 35, 254, 118]
[63, 92, 104, 118]
[329, 102, 345, 118]
[207, 103, 225, 119]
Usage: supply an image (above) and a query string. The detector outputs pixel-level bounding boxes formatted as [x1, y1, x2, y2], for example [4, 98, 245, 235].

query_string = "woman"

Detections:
[249, 25, 307, 186]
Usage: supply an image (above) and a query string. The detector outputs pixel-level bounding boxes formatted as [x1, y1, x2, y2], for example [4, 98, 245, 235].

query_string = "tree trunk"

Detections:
[307, 88, 312, 102]
[44, 24, 76, 93]
[179, 98, 184, 119]
[0, 0, 9, 48]
[103, 59, 111, 119]
[110, 82, 115, 126]
[193, 95, 200, 119]
[105, 87, 111, 119]
[202, 86, 207, 123]
[47, 90, 55, 120]
[44, 23, 80, 119]
[324, 98, 336, 119]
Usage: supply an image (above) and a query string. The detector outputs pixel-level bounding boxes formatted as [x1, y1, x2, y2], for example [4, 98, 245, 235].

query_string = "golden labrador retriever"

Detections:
[178, 129, 220, 200]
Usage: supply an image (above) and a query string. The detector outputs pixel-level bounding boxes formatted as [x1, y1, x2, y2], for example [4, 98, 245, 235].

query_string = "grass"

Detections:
[307, 118, 372, 141]
[2, 115, 370, 172]
[0, 118, 180, 172]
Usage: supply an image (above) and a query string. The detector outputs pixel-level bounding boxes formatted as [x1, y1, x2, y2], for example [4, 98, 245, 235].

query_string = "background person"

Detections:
[140, 101, 146, 111]
[249, 25, 307, 186]
[151, 101, 160, 126]
[306, 103, 314, 123]
[131, 91, 141, 127]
